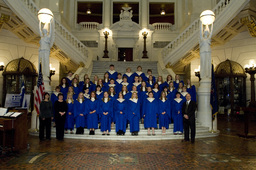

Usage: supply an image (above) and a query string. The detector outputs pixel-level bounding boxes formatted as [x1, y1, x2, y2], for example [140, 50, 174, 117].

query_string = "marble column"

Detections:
[104, 0, 111, 28]
[141, 0, 148, 28]
[197, 78, 212, 130]
[197, 20, 214, 130]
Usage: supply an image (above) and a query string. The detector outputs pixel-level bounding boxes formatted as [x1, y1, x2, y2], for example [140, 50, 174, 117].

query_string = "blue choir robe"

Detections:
[60, 85, 69, 100]
[167, 88, 177, 102]
[114, 99, 127, 133]
[187, 85, 197, 102]
[146, 81, 155, 88]
[128, 91, 139, 99]
[121, 82, 131, 91]
[103, 79, 109, 87]
[127, 98, 140, 132]
[78, 81, 84, 88]
[163, 81, 173, 88]
[157, 82, 165, 92]
[132, 82, 141, 91]
[123, 91, 131, 100]
[152, 89, 161, 99]
[133, 72, 146, 81]
[181, 91, 188, 100]
[74, 100, 86, 128]
[115, 79, 123, 93]
[107, 71, 118, 80]
[66, 77, 73, 86]
[51, 92, 59, 118]
[123, 92, 132, 100]
[158, 99, 171, 129]
[99, 99, 113, 132]
[123, 73, 134, 84]
[65, 102, 75, 130]
[96, 91, 103, 100]
[173, 80, 184, 89]
[139, 90, 147, 100]
[109, 93, 117, 101]
[143, 98, 158, 128]
[104, 84, 117, 93]
[146, 75, 156, 83]
[72, 86, 81, 100]
[85, 99, 99, 129]
[172, 98, 184, 133]
[82, 83, 94, 94]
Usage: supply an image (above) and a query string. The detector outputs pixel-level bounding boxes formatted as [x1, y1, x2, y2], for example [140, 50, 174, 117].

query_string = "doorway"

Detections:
[118, 48, 133, 61]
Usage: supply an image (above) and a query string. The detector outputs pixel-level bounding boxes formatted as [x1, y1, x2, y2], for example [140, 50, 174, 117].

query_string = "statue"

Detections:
[39, 18, 55, 79]
[120, 7, 133, 21]
[199, 23, 213, 79]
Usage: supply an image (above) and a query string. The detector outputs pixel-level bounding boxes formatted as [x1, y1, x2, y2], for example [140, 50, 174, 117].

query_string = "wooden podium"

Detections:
[0, 109, 28, 151]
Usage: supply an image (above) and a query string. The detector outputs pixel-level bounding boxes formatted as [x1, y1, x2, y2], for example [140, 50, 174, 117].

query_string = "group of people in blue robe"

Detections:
[50, 64, 197, 136]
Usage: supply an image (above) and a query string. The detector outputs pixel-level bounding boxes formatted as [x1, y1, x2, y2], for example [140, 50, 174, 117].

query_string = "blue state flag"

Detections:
[210, 64, 218, 121]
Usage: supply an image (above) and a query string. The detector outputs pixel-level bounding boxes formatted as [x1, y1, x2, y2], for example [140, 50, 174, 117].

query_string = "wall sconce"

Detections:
[245, 59, 256, 107]
[0, 62, 4, 71]
[87, 9, 91, 15]
[103, 30, 110, 58]
[142, 29, 148, 59]
[161, 9, 166, 15]
[194, 65, 201, 81]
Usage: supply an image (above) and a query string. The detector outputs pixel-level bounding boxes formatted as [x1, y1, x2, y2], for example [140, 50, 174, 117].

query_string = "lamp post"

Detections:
[0, 62, 4, 71]
[245, 60, 256, 107]
[237, 60, 256, 138]
[103, 30, 109, 58]
[142, 30, 148, 58]
[197, 10, 215, 131]
[38, 8, 54, 92]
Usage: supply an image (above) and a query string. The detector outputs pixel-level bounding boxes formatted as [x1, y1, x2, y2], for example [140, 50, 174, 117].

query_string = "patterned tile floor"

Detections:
[1, 115, 256, 169]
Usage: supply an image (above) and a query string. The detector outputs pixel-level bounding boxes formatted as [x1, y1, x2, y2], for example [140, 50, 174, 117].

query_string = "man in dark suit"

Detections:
[182, 93, 197, 143]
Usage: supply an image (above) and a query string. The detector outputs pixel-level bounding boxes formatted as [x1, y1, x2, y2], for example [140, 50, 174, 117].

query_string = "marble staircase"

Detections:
[90, 61, 159, 79]
[30, 122, 219, 141]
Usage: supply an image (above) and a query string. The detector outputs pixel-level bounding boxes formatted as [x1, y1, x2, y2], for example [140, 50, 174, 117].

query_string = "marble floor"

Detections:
[1, 115, 256, 169]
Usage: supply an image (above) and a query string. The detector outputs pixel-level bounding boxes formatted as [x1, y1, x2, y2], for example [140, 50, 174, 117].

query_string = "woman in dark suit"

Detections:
[39, 92, 53, 141]
[54, 93, 68, 141]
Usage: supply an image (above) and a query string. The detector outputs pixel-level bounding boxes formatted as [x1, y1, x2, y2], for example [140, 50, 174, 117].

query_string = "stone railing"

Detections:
[152, 23, 175, 31]
[20, 0, 89, 59]
[79, 22, 99, 30]
[161, 0, 249, 65]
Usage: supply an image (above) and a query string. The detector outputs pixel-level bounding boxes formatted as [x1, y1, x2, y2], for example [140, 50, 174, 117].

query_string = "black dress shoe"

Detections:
[181, 140, 189, 142]
[191, 140, 195, 144]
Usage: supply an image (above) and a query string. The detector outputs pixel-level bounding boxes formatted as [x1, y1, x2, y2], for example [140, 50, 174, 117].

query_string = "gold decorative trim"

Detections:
[240, 15, 256, 37]
[165, 62, 172, 69]
[0, 13, 10, 29]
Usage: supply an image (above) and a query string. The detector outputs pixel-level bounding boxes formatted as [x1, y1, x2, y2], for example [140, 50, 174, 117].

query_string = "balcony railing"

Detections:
[79, 22, 99, 30]
[152, 23, 175, 31]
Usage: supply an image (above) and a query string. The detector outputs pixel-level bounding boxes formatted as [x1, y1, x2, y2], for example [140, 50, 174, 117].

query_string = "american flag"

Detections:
[34, 63, 45, 115]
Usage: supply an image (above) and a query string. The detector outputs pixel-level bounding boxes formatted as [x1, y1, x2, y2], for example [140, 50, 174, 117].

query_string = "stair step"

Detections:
[30, 131, 218, 140]
[91, 61, 159, 79]
[29, 122, 218, 140]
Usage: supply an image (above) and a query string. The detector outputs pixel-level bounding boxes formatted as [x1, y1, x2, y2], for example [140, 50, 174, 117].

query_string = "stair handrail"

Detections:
[21, 0, 89, 59]
[161, 0, 234, 63]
